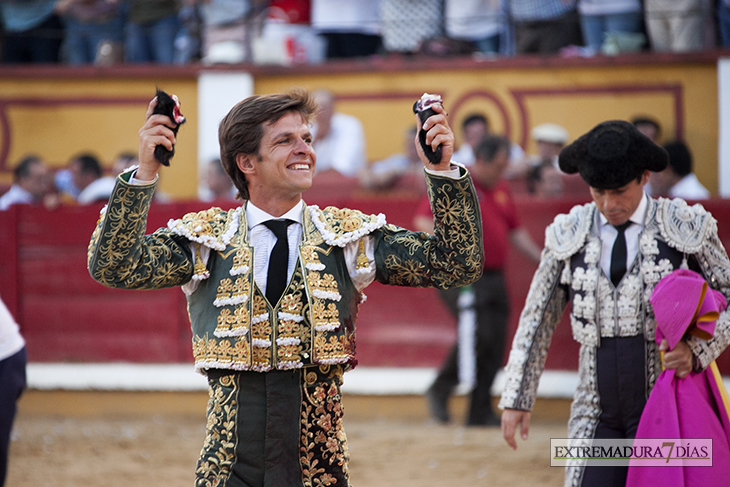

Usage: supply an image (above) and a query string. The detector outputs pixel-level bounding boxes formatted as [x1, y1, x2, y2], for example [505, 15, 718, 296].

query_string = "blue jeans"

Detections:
[580, 12, 643, 51]
[720, 2, 730, 47]
[124, 13, 180, 63]
[63, 15, 124, 65]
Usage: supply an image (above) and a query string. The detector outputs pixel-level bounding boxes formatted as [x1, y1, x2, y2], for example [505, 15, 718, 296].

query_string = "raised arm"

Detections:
[87, 95, 194, 290]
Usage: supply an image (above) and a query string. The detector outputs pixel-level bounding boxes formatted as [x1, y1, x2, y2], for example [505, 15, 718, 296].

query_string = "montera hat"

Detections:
[558, 120, 668, 189]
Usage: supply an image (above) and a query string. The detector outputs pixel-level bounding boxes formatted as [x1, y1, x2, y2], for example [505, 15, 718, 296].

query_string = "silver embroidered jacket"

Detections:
[499, 197, 730, 486]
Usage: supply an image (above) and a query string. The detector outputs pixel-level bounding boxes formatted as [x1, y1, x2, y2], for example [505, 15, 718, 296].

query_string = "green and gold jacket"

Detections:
[88, 167, 483, 373]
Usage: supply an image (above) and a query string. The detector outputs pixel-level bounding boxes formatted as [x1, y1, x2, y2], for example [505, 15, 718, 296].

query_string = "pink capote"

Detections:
[626, 269, 730, 486]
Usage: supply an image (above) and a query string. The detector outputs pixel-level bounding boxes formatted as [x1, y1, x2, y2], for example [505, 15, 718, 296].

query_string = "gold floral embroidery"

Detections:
[215, 278, 233, 304]
[87, 181, 193, 290]
[308, 271, 341, 301]
[383, 254, 429, 286]
[196, 373, 238, 487]
[252, 346, 272, 371]
[192, 335, 250, 370]
[231, 246, 251, 275]
[377, 175, 483, 290]
[300, 366, 350, 487]
[231, 277, 249, 302]
[313, 335, 350, 364]
[252, 317, 272, 340]
[276, 268, 307, 368]
[216, 309, 233, 335]
[312, 301, 340, 331]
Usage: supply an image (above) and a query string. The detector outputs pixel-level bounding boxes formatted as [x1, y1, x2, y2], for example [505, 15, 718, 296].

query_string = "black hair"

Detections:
[13, 155, 42, 182]
[74, 153, 103, 178]
[663, 140, 692, 177]
[474, 135, 510, 163]
[462, 113, 489, 131]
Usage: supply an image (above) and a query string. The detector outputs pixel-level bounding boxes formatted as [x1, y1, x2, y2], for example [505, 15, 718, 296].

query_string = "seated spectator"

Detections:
[508, 0, 583, 54]
[358, 126, 423, 192]
[445, 0, 505, 56]
[56, 0, 125, 65]
[380, 0, 442, 55]
[0, 155, 52, 210]
[125, 0, 181, 63]
[454, 113, 525, 168]
[506, 123, 568, 180]
[75, 151, 138, 204]
[311, 0, 381, 59]
[453, 113, 489, 166]
[644, 0, 704, 52]
[311, 89, 367, 178]
[200, 158, 237, 202]
[1, 0, 63, 64]
[69, 153, 103, 204]
[526, 161, 565, 197]
[650, 140, 710, 199]
[631, 115, 662, 144]
[577, 0, 644, 55]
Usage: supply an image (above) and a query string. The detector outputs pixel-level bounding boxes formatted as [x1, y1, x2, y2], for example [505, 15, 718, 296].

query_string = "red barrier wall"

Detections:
[3, 186, 730, 373]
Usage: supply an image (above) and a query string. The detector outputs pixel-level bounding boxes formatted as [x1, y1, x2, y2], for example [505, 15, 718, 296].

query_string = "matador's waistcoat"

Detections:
[177, 204, 381, 373]
[87, 168, 484, 373]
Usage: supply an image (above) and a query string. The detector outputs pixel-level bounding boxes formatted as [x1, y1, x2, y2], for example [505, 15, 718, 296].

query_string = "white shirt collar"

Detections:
[246, 200, 304, 229]
[598, 192, 649, 229]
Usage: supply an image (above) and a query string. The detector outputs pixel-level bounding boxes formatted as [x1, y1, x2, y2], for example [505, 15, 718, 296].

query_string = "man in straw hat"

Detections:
[499, 120, 730, 487]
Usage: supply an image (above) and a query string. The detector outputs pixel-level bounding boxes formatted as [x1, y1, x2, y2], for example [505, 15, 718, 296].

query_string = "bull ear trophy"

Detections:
[413, 93, 443, 165]
[153, 89, 186, 166]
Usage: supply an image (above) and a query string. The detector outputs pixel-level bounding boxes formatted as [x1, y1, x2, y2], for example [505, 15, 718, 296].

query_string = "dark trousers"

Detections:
[514, 10, 583, 54]
[581, 335, 647, 487]
[0, 346, 27, 487]
[198, 366, 348, 487]
[321, 32, 381, 59]
[201, 369, 302, 487]
[430, 271, 510, 424]
[3, 15, 63, 64]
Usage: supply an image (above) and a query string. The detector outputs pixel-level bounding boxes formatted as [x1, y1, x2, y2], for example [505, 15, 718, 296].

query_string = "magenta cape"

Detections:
[627, 269, 730, 486]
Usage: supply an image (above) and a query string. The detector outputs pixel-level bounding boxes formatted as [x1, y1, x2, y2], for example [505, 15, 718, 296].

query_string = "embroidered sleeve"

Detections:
[686, 228, 730, 370]
[498, 247, 568, 411]
[372, 168, 483, 289]
[655, 198, 730, 369]
[87, 174, 194, 290]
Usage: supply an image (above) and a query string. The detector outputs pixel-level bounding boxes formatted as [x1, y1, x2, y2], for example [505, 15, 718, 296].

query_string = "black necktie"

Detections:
[610, 221, 632, 287]
[263, 219, 293, 305]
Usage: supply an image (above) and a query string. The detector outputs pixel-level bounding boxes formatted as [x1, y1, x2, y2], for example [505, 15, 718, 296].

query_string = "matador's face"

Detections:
[589, 170, 650, 226]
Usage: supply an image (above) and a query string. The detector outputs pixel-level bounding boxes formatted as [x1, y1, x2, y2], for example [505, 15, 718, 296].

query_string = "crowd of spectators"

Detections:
[0, 0, 728, 66]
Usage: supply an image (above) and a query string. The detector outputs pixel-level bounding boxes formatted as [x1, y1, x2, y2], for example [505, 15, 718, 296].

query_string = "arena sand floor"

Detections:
[8, 392, 568, 487]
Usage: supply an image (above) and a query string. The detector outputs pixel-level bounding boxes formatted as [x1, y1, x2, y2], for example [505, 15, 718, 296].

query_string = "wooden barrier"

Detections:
[3, 183, 730, 373]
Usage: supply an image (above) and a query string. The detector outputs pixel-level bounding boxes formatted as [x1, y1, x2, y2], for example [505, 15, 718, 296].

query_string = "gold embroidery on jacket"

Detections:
[300, 366, 350, 487]
[196, 373, 238, 486]
[276, 269, 306, 369]
[192, 335, 251, 370]
[355, 240, 369, 270]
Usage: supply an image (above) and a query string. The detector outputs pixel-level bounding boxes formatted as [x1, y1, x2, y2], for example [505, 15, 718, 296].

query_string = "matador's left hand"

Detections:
[660, 338, 693, 378]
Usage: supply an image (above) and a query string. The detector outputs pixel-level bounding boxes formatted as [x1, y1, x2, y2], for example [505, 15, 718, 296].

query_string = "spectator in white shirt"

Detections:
[311, 89, 367, 178]
[0, 155, 50, 210]
[650, 140, 710, 200]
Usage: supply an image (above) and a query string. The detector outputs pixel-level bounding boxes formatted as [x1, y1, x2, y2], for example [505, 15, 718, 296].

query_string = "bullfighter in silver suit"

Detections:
[499, 120, 730, 487]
